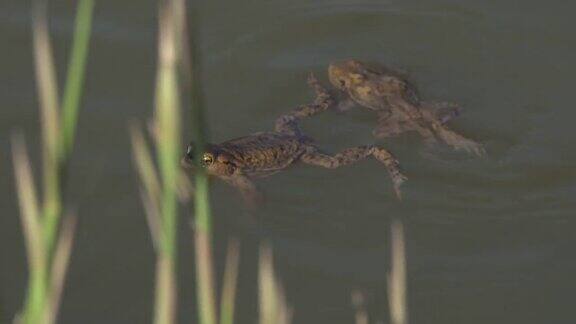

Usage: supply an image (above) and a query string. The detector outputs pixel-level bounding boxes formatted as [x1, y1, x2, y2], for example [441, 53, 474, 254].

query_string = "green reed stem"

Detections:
[155, 58, 180, 258]
[60, 0, 95, 159]
[42, 0, 95, 258]
[219, 239, 240, 324]
[148, 3, 182, 324]
[16, 0, 94, 323]
[174, 3, 218, 324]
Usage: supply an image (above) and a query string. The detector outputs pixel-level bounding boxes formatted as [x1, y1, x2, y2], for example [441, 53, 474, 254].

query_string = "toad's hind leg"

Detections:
[431, 124, 485, 156]
[301, 146, 406, 199]
[388, 99, 437, 144]
[416, 101, 483, 156]
[373, 112, 437, 147]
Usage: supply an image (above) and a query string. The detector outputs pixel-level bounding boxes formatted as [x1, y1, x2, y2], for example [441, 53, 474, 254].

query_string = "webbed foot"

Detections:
[371, 148, 407, 200]
[434, 126, 485, 156]
[301, 145, 407, 200]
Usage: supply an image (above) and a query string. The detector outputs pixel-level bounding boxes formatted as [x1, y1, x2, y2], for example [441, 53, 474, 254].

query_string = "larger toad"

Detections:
[328, 60, 484, 156]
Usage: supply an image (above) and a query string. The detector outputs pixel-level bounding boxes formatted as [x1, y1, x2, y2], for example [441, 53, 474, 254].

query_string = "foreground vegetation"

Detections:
[11, 1, 407, 323]
[11, 0, 94, 323]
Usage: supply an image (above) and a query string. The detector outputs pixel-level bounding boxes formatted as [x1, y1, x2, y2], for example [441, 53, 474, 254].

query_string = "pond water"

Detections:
[1, 0, 576, 323]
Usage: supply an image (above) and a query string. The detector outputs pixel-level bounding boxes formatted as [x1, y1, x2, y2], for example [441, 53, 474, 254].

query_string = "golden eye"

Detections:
[202, 153, 214, 166]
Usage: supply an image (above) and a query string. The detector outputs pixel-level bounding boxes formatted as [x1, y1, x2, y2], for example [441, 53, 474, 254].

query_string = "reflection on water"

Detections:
[2, 0, 576, 323]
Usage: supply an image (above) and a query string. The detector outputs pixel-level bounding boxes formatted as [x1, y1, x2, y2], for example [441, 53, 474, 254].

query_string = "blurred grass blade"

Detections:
[154, 256, 176, 324]
[193, 227, 217, 324]
[259, 242, 291, 324]
[32, 0, 60, 161]
[13, 314, 23, 324]
[275, 277, 292, 324]
[219, 239, 240, 324]
[11, 134, 43, 271]
[179, 1, 218, 323]
[176, 171, 194, 202]
[14, 0, 93, 323]
[388, 219, 408, 324]
[155, 1, 180, 256]
[129, 123, 162, 203]
[138, 189, 161, 251]
[11, 134, 48, 324]
[351, 289, 368, 324]
[171, 0, 191, 81]
[46, 213, 77, 324]
[144, 2, 184, 323]
[129, 123, 162, 248]
[61, 0, 95, 157]
[32, 0, 62, 252]
[259, 243, 274, 324]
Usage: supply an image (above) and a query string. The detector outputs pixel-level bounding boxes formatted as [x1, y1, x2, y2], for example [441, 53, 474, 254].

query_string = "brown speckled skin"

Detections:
[182, 75, 406, 205]
[328, 60, 484, 156]
[203, 132, 311, 177]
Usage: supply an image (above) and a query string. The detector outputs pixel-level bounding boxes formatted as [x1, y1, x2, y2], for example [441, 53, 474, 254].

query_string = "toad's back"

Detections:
[213, 132, 310, 174]
[329, 60, 421, 109]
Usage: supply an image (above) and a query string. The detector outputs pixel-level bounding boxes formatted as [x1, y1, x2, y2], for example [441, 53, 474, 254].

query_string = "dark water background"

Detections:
[1, 1, 576, 323]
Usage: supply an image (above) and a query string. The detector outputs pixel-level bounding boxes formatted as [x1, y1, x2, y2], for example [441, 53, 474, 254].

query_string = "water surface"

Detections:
[1, 0, 575, 323]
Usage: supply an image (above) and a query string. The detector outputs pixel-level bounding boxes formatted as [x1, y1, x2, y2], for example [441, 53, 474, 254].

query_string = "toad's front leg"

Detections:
[275, 73, 337, 136]
[288, 73, 336, 119]
[223, 174, 263, 208]
[300, 145, 406, 199]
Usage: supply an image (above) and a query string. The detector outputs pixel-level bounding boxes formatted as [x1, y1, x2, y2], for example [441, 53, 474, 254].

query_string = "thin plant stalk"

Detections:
[12, 136, 47, 324]
[194, 229, 217, 324]
[130, 1, 186, 323]
[130, 123, 177, 324]
[184, 2, 218, 324]
[153, 256, 177, 324]
[351, 289, 368, 324]
[153, 3, 182, 323]
[388, 218, 408, 324]
[129, 124, 162, 249]
[32, 0, 61, 258]
[46, 214, 77, 324]
[219, 239, 240, 324]
[259, 243, 291, 324]
[60, 0, 95, 158]
[14, 0, 94, 323]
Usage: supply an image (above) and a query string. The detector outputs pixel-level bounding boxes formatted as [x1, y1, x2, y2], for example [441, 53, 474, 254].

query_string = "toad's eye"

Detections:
[201, 153, 214, 166]
[339, 79, 347, 87]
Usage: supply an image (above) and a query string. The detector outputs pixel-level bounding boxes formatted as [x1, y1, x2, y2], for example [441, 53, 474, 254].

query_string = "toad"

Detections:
[327, 60, 484, 156]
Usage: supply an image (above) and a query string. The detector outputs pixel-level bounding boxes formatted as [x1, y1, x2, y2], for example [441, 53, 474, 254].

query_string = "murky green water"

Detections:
[2, 1, 576, 323]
